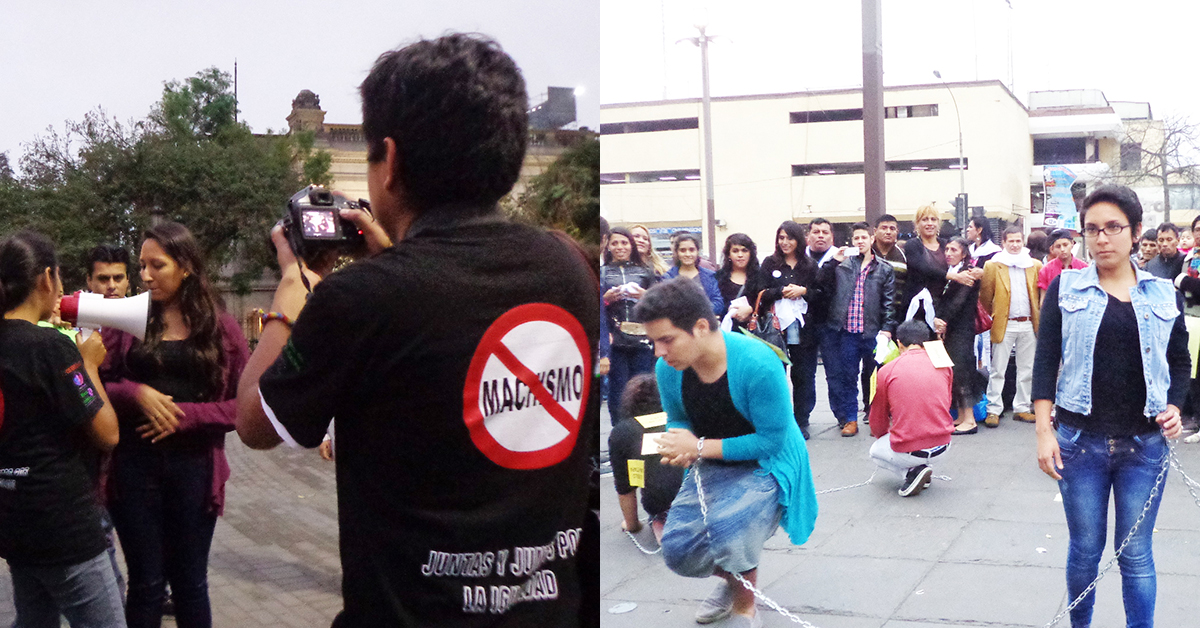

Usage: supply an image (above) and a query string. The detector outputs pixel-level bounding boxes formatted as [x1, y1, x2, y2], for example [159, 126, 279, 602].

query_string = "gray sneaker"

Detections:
[899, 465, 933, 497]
[724, 611, 763, 628]
[694, 580, 734, 624]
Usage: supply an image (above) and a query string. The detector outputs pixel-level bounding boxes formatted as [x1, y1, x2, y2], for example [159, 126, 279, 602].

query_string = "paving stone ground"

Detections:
[0, 438, 344, 627]
[601, 364, 1200, 628]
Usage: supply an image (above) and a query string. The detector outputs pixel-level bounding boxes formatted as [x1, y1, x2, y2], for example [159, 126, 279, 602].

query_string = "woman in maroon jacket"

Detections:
[100, 222, 249, 628]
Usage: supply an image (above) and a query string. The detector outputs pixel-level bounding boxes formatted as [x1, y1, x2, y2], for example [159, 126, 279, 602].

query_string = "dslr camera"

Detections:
[281, 186, 368, 262]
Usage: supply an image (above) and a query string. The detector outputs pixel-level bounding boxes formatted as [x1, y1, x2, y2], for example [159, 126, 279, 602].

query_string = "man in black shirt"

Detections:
[236, 34, 599, 628]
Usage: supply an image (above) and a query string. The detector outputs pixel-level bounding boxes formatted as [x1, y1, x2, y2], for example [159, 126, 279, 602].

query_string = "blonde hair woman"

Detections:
[630, 224, 669, 277]
[901, 205, 981, 328]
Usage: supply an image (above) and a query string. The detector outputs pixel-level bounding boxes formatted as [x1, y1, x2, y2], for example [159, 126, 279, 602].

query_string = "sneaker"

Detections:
[800, 426, 810, 440]
[984, 413, 1000, 428]
[694, 580, 734, 624]
[840, 421, 859, 437]
[899, 465, 933, 497]
[1013, 412, 1036, 423]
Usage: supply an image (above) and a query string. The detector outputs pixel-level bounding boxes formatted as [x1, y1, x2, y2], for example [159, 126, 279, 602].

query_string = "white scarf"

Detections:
[905, 288, 937, 330]
[971, 239, 1002, 259]
[991, 248, 1035, 269]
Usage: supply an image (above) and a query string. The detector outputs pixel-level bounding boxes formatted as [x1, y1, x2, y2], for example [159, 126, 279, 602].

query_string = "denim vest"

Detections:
[1056, 264, 1179, 417]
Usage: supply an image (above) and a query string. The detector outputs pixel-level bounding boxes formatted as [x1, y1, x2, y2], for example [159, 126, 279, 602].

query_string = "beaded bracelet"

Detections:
[260, 311, 294, 329]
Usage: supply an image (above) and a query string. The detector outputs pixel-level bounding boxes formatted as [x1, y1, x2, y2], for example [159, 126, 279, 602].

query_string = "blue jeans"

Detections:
[827, 329, 876, 424]
[607, 344, 655, 424]
[789, 326, 838, 429]
[8, 551, 127, 628]
[110, 445, 217, 628]
[1056, 423, 1168, 628]
[661, 462, 781, 577]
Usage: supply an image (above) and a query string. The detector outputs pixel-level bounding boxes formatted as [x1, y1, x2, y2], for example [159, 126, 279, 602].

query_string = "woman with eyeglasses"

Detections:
[1034, 185, 1188, 628]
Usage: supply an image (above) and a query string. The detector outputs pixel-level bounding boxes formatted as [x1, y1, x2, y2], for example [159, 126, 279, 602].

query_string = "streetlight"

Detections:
[934, 70, 967, 228]
[681, 25, 719, 263]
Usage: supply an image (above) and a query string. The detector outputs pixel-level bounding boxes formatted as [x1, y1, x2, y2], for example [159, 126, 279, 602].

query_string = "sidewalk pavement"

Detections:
[601, 365, 1200, 628]
[0, 438, 344, 627]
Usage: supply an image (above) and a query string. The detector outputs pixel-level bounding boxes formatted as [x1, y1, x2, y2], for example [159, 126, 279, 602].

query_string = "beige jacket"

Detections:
[979, 259, 1043, 344]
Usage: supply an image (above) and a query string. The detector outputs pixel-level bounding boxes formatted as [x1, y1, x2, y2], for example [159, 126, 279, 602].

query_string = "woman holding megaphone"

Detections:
[99, 221, 249, 628]
[0, 230, 126, 626]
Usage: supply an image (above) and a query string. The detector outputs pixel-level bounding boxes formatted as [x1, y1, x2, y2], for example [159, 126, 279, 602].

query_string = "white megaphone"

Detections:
[59, 291, 151, 340]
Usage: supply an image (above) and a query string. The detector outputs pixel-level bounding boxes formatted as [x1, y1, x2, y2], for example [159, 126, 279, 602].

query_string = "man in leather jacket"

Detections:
[821, 222, 897, 436]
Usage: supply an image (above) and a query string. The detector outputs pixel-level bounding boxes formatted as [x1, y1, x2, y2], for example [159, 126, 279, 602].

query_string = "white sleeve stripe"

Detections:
[260, 389, 301, 448]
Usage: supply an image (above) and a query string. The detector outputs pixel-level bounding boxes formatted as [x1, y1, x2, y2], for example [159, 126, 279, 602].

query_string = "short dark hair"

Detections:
[600, 216, 610, 239]
[1157, 222, 1180, 237]
[1002, 226, 1024, 240]
[618, 373, 662, 423]
[1082, 184, 1143, 228]
[851, 221, 871, 234]
[360, 33, 528, 214]
[633, 277, 719, 332]
[1142, 229, 1158, 243]
[895, 319, 931, 347]
[874, 214, 898, 227]
[1191, 215, 1200, 232]
[85, 244, 131, 279]
[809, 217, 832, 230]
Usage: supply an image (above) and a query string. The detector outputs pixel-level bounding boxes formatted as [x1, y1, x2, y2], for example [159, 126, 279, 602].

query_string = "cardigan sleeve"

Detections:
[98, 328, 144, 420]
[173, 314, 250, 434]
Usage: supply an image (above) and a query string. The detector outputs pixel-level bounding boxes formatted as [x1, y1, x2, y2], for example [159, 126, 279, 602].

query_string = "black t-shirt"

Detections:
[260, 212, 599, 627]
[0, 320, 107, 566]
[681, 369, 755, 440]
[607, 419, 684, 517]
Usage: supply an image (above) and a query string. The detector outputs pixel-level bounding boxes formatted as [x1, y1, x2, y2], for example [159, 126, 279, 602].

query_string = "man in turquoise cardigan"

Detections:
[635, 278, 818, 628]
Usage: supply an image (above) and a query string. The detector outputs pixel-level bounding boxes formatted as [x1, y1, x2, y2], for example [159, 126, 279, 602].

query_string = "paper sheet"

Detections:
[635, 412, 667, 429]
[923, 340, 955, 369]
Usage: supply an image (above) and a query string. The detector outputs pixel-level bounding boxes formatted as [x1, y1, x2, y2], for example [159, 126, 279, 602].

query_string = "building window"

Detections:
[789, 108, 863, 124]
[1121, 143, 1142, 171]
[600, 118, 699, 135]
[1033, 138, 1087, 166]
[884, 104, 938, 119]
[792, 158, 967, 177]
[600, 169, 702, 185]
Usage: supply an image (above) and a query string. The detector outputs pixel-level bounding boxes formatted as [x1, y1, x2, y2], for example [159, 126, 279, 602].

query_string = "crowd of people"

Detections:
[604, 184, 1195, 627]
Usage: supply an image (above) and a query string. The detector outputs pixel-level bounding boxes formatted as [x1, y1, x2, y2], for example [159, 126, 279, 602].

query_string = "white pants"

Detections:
[987, 320, 1035, 415]
[869, 436, 949, 479]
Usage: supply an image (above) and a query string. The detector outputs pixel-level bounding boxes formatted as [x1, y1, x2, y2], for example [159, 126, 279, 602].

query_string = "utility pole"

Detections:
[682, 25, 719, 262]
[934, 70, 966, 229]
[862, 0, 885, 225]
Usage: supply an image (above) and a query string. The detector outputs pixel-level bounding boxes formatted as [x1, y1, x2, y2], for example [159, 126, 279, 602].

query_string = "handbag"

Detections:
[747, 291, 787, 352]
[975, 301, 993, 335]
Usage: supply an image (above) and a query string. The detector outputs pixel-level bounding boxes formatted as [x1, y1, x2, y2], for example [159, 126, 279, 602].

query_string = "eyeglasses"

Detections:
[1082, 223, 1132, 238]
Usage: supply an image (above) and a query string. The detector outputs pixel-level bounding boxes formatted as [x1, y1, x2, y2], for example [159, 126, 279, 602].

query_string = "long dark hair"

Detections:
[718, 233, 760, 279]
[969, 216, 994, 244]
[603, 227, 644, 266]
[765, 221, 812, 275]
[0, 231, 58, 314]
[131, 222, 226, 399]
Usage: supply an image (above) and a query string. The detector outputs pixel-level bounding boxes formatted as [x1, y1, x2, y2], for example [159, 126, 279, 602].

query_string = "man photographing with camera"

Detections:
[235, 33, 599, 628]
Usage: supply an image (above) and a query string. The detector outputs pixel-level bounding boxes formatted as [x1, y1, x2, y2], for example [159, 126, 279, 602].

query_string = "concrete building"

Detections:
[601, 80, 1032, 252]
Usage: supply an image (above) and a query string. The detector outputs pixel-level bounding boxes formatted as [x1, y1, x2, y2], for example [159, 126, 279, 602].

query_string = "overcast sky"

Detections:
[0, 0, 598, 167]
[602, 0, 1200, 122]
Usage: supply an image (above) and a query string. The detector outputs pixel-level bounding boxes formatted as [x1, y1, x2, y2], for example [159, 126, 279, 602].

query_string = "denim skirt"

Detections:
[661, 461, 782, 577]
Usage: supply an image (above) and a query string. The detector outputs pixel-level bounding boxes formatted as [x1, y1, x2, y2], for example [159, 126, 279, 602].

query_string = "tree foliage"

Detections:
[508, 135, 599, 250]
[1112, 114, 1200, 223]
[0, 67, 330, 293]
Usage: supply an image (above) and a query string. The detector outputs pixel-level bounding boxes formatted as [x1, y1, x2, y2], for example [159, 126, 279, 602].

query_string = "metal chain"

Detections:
[622, 524, 662, 555]
[1041, 440, 1173, 628]
[816, 470, 876, 494]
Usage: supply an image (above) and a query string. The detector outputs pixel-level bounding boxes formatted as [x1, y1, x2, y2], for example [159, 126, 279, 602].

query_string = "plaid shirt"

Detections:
[846, 259, 873, 333]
